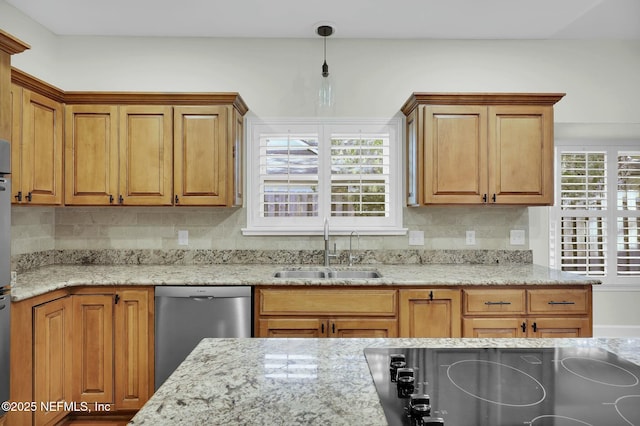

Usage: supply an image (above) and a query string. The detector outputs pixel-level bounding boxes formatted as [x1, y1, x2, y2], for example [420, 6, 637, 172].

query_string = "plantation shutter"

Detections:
[617, 152, 640, 276]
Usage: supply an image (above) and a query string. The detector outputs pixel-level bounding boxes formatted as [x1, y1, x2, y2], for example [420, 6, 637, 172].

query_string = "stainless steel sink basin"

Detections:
[272, 269, 381, 279]
[326, 270, 381, 279]
[272, 270, 327, 278]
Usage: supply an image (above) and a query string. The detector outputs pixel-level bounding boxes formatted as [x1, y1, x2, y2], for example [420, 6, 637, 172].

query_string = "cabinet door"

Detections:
[114, 289, 152, 410]
[10, 83, 22, 203]
[258, 318, 327, 338]
[399, 289, 461, 337]
[119, 106, 173, 205]
[488, 105, 554, 205]
[528, 317, 591, 338]
[423, 106, 487, 204]
[330, 318, 398, 338]
[33, 297, 73, 426]
[174, 106, 230, 206]
[462, 317, 526, 338]
[65, 105, 119, 205]
[72, 294, 114, 404]
[21, 90, 63, 204]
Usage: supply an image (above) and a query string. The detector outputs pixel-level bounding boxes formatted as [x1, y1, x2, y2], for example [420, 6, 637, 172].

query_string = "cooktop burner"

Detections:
[363, 347, 640, 426]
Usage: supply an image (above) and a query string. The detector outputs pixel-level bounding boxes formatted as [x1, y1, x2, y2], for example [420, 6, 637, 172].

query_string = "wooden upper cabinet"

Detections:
[488, 105, 554, 205]
[173, 105, 230, 206]
[424, 105, 488, 204]
[402, 93, 564, 206]
[65, 105, 119, 205]
[119, 106, 173, 205]
[10, 86, 63, 205]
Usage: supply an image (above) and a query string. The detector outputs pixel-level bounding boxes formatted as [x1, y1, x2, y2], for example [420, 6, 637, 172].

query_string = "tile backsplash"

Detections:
[11, 205, 529, 255]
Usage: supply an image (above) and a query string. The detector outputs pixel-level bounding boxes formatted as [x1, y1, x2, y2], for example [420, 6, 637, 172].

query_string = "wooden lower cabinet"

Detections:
[33, 296, 73, 426]
[258, 317, 398, 338]
[399, 289, 461, 337]
[9, 287, 154, 426]
[255, 287, 398, 338]
[462, 287, 592, 338]
[114, 289, 153, 410]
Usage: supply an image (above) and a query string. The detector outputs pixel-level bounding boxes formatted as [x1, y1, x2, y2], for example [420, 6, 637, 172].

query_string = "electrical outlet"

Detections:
[510, 229, 526, 245]
[11, 271, 17, 285]
[408, 230, 425, 246]
[178, 230, 189, 246]
[465, 230, 476, 245]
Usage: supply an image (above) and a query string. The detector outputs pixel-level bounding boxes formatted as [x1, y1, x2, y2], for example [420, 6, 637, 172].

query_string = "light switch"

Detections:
[466, 230, 476, 245]
[178, 230, 189, 246]
[510, 230, 526, 245]
[409, 230, 425, 246]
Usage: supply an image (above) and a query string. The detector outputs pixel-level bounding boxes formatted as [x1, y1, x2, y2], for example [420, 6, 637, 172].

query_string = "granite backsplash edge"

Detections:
[11, 249, 533, 273]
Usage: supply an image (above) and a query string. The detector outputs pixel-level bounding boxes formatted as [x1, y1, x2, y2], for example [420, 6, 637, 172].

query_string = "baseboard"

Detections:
[593, 325, 640, 338]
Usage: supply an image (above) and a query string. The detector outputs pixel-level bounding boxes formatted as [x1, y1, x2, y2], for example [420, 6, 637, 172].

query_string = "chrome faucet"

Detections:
[348, 230, 360, 266]
[323, 217, 337, 267]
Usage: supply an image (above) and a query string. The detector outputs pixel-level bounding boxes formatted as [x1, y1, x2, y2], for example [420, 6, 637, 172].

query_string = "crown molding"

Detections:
[401, 92, 566, 115]
[0, 30, 30, 55]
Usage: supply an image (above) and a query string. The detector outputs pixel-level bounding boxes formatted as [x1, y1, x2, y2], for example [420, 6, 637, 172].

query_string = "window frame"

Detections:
[243, 117, 406, 236]
[551, 139, 640, 289]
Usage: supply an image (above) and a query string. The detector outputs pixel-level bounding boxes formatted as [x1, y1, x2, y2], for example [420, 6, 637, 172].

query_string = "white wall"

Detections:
[2, 0, 639, 335]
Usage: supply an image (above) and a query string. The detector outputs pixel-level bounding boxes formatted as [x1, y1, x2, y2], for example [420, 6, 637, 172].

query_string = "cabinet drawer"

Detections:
[528, 289, 590, 314]
[463, 289, 525, 315]
[258, 289, 397, 316]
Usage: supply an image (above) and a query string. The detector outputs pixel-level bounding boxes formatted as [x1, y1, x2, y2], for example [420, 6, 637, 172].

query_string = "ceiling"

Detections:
[6, 0, 640, 39]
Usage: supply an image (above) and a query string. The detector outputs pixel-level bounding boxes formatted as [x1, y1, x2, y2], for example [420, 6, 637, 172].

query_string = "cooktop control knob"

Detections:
[396, 367, 415, 397]
[419, 416, 444, 425]
[409, 394, 431, 420]
[389, 354, 406, 382]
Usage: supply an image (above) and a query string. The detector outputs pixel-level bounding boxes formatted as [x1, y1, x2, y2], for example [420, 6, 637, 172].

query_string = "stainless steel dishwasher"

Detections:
[154, 286, 252, 389]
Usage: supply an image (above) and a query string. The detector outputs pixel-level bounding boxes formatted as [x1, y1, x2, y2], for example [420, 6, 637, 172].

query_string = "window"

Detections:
[552, 140, 640, 286]
[243, 118, 404, 235]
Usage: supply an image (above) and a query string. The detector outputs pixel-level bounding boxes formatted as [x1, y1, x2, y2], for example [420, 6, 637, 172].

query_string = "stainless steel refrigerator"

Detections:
[0, 139, 11, 415]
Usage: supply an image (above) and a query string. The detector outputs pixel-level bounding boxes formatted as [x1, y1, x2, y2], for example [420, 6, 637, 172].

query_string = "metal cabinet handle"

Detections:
[26, 192, 32, 202]
[321, 323, 324, 334]
[484, 301, 512, 306]
[532, 322, 538, 332]
[521, 322, 527, 332]
[109, 194, 114, 204]
[492, 194, 496, 203]
[15, 191, 22, 201]
[482, 194, 488, 203]
[548, 301, 576, 305]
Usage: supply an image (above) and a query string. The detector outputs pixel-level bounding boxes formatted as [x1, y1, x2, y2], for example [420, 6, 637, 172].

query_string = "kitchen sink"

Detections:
[272, 270, 327, 279]
[272, 269, 381, 279]
[326, 270, 381, 279]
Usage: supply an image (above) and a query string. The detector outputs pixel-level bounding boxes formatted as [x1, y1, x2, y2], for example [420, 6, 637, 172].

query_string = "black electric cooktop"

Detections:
[364, 347, 640, 426]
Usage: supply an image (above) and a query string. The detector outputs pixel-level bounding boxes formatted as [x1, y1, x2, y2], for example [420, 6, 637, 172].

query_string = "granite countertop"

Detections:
[129, 337, 640, 426]
[10, 263, 599, 301]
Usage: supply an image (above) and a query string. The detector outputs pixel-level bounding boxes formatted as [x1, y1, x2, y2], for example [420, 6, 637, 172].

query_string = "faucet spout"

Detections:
[323, 217, 337, 266]
[349, 231, 360, 266]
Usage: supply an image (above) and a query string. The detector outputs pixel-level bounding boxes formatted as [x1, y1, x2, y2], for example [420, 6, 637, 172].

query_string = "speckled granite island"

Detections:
[129, 337, 640, 426]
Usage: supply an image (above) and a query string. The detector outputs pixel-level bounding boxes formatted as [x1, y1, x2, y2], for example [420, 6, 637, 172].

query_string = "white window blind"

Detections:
[330, 134, 390, 217]
[553, 143, 640, 285]
[244, 119, 404, 235]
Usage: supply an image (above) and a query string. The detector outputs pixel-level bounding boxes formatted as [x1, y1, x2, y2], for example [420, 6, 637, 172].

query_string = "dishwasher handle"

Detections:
[155, 286, 251, 299]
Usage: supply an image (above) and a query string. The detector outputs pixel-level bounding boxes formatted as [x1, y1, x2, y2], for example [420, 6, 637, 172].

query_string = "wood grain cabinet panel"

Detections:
[72, 294, 114, 404]
[463, 317, 526, 338]
[402, 93, 564, 206]
[114, 288, 153, 410]
[463, 289, 526, 315]
[119, 106, 173, 205]
[10, 87, 63, 205]
[399, 289, 461, 337]
[255, 288, 398, 338]
[33, 296, 73, 426]
[65, 105, 119, 205]
[527, 288, 590, 315]
[173, 106, 230, 206]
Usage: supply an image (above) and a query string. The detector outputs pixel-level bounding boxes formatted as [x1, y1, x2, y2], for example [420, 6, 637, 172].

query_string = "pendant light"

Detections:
[317, 25, 334, 112]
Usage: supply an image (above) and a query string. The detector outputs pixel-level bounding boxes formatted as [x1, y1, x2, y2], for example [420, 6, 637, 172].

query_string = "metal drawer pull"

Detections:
[484, 301, 512, 305]
[548, 301, 576, 305]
